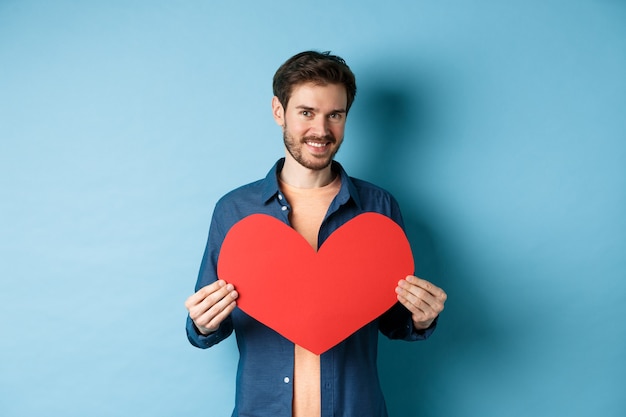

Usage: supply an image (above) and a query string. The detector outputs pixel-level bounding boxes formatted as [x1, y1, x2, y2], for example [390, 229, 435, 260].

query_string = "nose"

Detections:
[310, 116, 330, 137]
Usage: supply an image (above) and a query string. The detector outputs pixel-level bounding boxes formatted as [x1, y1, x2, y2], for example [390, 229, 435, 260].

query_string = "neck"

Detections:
[280, 153, 335, 189]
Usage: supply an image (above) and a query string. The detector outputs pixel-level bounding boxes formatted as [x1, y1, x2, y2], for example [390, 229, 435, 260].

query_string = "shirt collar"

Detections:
[261, 158, 362, 209]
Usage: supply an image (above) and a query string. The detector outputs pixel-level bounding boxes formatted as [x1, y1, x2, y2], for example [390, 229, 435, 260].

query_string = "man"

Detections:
[185, 51, 447, 417]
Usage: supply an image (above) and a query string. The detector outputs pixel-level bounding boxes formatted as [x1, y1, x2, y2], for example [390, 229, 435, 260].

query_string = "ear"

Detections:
[271, 96, 285, 127]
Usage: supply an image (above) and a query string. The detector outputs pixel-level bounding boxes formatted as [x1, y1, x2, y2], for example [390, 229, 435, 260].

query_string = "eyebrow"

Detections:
[295, 105, 347, 114]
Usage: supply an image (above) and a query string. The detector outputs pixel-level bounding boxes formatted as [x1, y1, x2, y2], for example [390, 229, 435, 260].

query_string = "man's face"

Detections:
[273, 82, 348, 171]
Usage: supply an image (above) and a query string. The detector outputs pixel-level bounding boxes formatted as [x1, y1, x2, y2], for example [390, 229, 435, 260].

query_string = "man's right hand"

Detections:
[185, 280, 238, 335]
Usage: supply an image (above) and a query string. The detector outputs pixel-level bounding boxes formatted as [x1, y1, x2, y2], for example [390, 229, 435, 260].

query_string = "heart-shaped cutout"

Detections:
[217, 212, 414, 354]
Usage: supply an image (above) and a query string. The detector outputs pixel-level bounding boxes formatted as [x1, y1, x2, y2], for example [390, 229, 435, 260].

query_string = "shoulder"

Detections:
[211, 178, 268, 230]
[216, 179, 265, 208]
[214, 159, 282, 213]
[344, 176, 404, 229]
[350, 176, 399, 207]
[204, 179, 268, 243]
[333, 161, 398, 210]
[350, 176, 392, 196]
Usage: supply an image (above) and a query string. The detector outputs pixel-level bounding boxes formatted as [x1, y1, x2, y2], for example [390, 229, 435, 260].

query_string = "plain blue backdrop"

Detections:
[1, 1, 624, 416]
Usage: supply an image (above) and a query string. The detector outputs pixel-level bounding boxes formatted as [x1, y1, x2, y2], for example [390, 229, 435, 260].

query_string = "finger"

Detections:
[196, 283, 238, 315]
[396, 291, 440, 329]
[398, 276, 447, 308]
[396, 279, 446, 317]
[404, 275, 447, 301]
[396, 279, 437, 309]
[185, 280, 226, 308]
[185, 280, 233, 309]
[396, 290, 430, 316]
[198, 299, 238, 332]
[191, 289, 238, 331]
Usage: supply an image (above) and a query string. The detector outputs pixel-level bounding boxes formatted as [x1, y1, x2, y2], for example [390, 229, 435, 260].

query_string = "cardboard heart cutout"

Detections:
[217, 212, 414, 355]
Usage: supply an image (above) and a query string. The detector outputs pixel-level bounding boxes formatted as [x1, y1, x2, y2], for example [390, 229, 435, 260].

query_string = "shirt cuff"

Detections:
[410, 315, 439, 340]
[186, 315, 232, 348]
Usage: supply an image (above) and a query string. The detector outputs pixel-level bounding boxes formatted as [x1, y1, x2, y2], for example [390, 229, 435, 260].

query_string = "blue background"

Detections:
[1, 1, 624, 416]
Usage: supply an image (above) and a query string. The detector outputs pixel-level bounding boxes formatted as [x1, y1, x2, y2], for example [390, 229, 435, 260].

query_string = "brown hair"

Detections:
[272, 50, 357, 112]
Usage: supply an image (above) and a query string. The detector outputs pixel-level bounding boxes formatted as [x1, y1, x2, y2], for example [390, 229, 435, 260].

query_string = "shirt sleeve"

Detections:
[377, 191, 439, 341]
[186, 314, 234, 348]
[378, 302, 438, 341]
[185, 201, 235, 349]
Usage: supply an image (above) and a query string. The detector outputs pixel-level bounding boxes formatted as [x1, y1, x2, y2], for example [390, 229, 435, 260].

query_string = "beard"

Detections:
[283, 126, 342, 171]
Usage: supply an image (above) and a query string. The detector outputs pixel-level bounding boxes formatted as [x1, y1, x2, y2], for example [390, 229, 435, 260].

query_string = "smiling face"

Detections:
[273, 82, 348, 171]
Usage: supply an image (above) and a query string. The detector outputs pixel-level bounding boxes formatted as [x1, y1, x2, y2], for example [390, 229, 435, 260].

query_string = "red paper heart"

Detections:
[217, 212, 414, 354]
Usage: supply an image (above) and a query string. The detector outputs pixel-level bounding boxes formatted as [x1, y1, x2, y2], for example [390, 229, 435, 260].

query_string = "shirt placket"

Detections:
[276, 192, 291, 224]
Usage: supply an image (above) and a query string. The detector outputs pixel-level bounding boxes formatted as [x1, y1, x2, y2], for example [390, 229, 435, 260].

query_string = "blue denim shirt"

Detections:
[186, 158, 437, 417]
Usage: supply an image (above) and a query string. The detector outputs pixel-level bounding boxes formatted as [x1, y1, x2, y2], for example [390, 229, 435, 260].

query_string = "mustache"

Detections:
[301, 134, 336, 144]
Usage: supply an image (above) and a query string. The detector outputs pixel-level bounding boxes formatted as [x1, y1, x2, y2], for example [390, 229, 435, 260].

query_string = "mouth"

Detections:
[305, 140, 329, 148]
[303, 136, 335, 153]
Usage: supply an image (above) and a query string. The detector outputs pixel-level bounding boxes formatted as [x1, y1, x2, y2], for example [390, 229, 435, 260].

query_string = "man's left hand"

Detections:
[396, 275, 447, 330]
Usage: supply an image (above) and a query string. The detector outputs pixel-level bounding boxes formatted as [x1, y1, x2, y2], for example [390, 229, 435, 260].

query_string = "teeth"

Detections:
[306, 142, 326, 148]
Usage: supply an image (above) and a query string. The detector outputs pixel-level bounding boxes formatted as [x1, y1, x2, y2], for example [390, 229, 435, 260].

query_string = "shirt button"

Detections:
[278, 194, 283, 200]
[281, 206, 288, 211]
[284, 377, 290, 383]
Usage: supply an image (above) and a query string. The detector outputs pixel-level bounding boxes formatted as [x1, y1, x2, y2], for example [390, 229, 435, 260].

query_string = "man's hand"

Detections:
[395, 275, 447, 330]
[185, 280, 238, 335]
